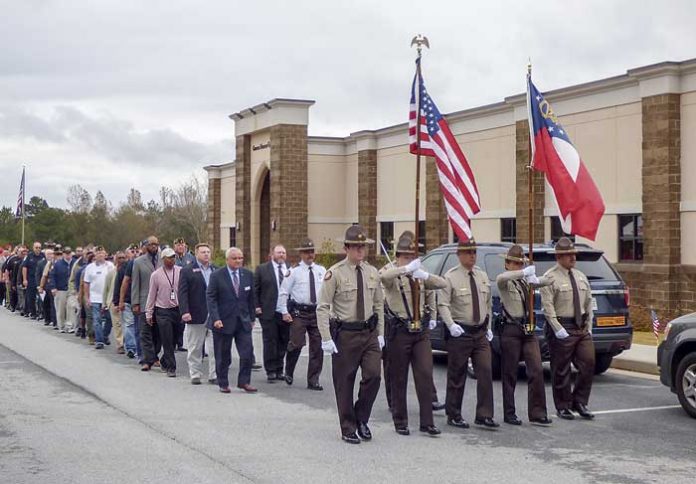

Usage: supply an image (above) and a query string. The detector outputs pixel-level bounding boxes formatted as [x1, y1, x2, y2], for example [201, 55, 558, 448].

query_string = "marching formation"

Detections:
[0, 224, 597, 444]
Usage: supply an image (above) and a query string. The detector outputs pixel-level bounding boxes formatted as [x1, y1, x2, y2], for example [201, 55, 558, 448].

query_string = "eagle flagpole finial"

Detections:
[410, 34, 430, 57]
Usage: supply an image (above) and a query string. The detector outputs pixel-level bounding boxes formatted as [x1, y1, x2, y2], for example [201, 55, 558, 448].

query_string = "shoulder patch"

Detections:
[285, 270, 291, 277]
[324, 271, 332, 281]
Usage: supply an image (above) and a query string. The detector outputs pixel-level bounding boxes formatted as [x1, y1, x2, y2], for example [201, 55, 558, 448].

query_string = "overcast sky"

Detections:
[1, 0, 695, 209]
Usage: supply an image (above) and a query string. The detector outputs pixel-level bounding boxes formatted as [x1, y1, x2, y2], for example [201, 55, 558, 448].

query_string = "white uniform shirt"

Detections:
[83, 260, 115, 304]
[276, 261, 326, 314]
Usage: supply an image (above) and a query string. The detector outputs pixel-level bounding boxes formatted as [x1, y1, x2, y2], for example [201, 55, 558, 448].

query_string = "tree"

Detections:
[26, 196, 49, 218]
[171, 175, 207, 243]
[66, 185, 92, 213]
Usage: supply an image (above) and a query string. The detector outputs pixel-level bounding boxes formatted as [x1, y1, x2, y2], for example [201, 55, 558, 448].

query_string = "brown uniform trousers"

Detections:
[500, 324, 547, 420]
[446, 328, 494, 420]
[388, 327, 435, 428]
[548, 326, 595, 410]
[333, 327, 382, 436]
[285, 309, 323, 386]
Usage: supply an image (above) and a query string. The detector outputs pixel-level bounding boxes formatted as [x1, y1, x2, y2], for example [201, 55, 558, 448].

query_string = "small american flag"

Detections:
[15, 167, 25, 219]
[408, 58, 481, 241]
[651, 309, 662, 340]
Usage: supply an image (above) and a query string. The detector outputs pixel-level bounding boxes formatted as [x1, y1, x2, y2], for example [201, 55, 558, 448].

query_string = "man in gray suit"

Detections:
[131, 235, 162, 371]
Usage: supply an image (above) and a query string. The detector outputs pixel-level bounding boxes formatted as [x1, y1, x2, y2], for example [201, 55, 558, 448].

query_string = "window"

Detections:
[229, 227, 237, 248]
[500, 218, 516, 243]
[550, 216, 575, 243]
[421, 252, 445, 275]
[418, 220, 426, 252]
[441, 253, 460, 274]
[618, 214, 643, 262]
[380, 221, 394, 253]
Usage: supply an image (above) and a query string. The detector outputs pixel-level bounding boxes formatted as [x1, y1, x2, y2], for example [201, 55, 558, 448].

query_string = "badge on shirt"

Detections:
[170, 290, 176, 301]
[324, 271, 332, 281]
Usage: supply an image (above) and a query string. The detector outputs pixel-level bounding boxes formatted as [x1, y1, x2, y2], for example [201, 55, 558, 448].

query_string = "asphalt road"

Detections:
[0, 309, 694, 484]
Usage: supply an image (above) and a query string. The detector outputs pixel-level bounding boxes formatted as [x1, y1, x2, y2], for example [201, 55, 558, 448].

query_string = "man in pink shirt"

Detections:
[146, 248, 181, 377]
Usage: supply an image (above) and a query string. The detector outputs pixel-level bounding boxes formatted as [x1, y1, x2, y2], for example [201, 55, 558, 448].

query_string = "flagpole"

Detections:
[526, 63, 535, 335]
[21, 165, 26, 246]
[411, 34, 429, 329]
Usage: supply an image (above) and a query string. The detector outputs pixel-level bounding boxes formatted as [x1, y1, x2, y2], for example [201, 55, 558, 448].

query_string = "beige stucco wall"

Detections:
[376, 145, 426, 223]
[219, 169, 236, 251]
[308, 153, 351, 221]
[681, 91, 696, 265]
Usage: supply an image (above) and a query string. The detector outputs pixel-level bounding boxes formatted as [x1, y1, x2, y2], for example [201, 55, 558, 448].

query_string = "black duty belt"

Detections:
[453, 317, 489, 334]
[337, 314, 378, 331]
[295, 303, 317, 312]
[558, 315, 589, 329]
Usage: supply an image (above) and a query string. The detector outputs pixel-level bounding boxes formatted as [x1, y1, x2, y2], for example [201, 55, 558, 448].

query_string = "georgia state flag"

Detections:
[527, 78, 605, 241]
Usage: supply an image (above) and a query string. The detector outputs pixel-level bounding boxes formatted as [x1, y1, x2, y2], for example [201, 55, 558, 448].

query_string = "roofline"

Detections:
[229, 98, 316, 121]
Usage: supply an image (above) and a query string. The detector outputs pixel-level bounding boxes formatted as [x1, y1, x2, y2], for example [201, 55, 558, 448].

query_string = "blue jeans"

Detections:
[122, 303, 138, 354]
[91, 303, 112, 344]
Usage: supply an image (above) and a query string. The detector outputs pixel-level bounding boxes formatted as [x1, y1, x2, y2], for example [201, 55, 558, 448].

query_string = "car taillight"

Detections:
[624, 287, 630, 307]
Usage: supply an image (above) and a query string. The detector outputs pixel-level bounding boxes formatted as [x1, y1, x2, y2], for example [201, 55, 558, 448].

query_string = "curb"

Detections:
[610, 357, 659, 375]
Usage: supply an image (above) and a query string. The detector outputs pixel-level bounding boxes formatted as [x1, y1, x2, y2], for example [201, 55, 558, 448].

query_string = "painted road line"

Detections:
[593, 405, 682, 415]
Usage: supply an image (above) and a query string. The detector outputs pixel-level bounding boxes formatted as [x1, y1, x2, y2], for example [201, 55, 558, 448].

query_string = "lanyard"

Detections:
[163, 267, 176, 297]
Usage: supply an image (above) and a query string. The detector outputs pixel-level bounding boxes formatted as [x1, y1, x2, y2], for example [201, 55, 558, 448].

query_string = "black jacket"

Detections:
[254, 261, 286, 319]
[206, 267, 255, 335]
[178, 260, 216, 325]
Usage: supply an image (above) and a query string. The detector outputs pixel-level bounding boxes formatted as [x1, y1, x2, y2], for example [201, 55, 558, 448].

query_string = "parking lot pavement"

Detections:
[1, 310, 695, 484]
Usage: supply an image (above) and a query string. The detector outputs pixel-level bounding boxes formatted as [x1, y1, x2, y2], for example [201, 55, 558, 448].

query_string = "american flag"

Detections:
[651, 309, 662, 340]
[15, 167, 25, 219]
[408, 58, 480, 241]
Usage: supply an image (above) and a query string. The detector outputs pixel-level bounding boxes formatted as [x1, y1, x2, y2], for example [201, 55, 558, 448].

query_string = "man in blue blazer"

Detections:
[206, 247, 257, 394]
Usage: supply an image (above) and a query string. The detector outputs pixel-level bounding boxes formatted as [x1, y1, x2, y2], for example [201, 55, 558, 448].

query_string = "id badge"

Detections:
[170, 290, 176, 301]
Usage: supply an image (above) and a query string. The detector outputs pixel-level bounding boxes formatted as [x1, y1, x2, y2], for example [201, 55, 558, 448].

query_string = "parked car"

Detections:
[422, 242, 633, 378]
[658, 312, 696, 418]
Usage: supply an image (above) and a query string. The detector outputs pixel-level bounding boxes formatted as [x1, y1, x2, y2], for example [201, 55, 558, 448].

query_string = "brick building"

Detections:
[205, 59, 696, 327]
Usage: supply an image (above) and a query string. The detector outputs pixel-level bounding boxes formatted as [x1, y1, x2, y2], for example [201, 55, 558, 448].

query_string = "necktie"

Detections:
[277, 264, 284, 287]
[407, 276, 419, 318]
[308, 265, 316, 304]
[356, 265, 365, 321]
[232, 270, 239, 296]
[469, 271, 481, 324]
[568, 270, 583, 326]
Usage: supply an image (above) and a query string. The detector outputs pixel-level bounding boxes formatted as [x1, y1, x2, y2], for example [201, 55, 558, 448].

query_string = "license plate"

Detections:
[596, 316, 625, 327]
[592, 297, 598, 311]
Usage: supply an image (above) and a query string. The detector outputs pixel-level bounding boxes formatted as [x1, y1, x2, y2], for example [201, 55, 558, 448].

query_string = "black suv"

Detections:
[422, 242, 633, 378]
[658, 312, 696, 418]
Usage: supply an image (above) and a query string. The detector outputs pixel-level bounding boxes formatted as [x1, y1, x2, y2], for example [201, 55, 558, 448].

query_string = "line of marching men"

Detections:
[314, 225, 596, 444]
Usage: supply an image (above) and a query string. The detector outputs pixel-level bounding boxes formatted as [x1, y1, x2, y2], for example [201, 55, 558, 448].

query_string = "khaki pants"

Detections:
[54, 290, 69, 331]
[184, 323, 216, 380]
[66, 292, 80, 331]
[109, 306, 123, 349]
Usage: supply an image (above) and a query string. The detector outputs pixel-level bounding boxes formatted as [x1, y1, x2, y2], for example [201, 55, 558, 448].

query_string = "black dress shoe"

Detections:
[504, 415, 522, 426]
[356, 421, 372, 441]
[276, 373, 285, 381]
[285, 375, 293, 385]
[307, 383, 323, 391]
[43, 321, 50, 326]
[251, 363, 262, 371]
[419, 425, 441, 436]
[431, 401, 446, 411]
[573, 403, 595, 420]
[530, 416, 553, 426]
[208, 378, 218, 385]
[447, 417, 470, 429]
[474, 417, 500, 428]
[267, 373, 277, 383]
[557, 409, 575, 420]
[395, 426, 410, 436]
[341, 432, 361, 445]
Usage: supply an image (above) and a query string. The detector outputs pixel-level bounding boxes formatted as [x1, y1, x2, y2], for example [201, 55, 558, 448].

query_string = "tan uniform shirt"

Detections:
[316, 258, 385, 340]
[379, 262, 447, 321]
[496, 270, 551, 319]
[438, 264, 492, 328]
[540, 264, 594, 334]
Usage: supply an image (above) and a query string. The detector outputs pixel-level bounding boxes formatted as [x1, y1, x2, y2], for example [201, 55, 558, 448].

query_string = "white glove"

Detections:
[321, 339, 338, 354]
[522, 265, 536, 277]
[555, 328, 570, 339]
[404, 258, 421, 273]
[525, 274, 540, 285]
[378, 335, 385, 350]
[486, 329, 493, 342]
[428, 320, 437, 330]
[448, 323, 464, 338]
[412, 269, 429, 280]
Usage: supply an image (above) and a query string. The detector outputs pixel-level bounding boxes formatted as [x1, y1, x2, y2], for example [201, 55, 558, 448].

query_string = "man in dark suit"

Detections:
[254, 245, 290, 383]
[206, 247, 257, 394]
[179, 243, 217, 385]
